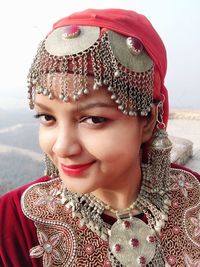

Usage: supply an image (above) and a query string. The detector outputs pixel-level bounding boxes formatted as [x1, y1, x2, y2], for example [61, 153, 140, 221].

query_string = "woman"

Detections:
[0, 8, 199, 267]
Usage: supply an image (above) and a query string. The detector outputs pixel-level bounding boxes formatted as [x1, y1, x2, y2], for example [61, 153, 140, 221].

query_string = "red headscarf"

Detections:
[53, 8, 169, 126]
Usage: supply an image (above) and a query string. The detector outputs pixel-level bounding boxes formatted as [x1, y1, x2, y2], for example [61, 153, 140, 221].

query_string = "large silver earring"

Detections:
[44, 154, 59, 178]
[148, 99, 172, 194]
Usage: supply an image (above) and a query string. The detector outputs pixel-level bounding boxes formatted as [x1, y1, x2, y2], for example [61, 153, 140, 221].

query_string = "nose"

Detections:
[52, 124, 82, 158]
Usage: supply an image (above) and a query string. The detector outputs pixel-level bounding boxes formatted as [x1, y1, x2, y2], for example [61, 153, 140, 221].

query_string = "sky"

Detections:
[0, 0, 200, 110]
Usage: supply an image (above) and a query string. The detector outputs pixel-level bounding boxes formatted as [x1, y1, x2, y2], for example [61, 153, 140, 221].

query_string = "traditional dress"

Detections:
[0, 164, 199, 266]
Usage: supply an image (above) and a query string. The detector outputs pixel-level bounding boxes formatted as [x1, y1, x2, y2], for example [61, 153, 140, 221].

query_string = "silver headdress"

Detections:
[27, 25, 154, 116]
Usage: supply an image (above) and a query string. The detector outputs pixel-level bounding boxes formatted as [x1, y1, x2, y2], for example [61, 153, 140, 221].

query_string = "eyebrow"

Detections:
[34, 101, 116, 112]
[34, 102, 53, 112]
[77, 101, 116, 112]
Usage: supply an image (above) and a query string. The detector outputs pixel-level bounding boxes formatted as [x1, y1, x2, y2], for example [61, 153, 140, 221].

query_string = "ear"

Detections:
[141, 106, 157, 143]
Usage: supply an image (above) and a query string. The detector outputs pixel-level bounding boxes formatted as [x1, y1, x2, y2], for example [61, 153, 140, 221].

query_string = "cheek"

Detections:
[38, 127, 55, 154]
[80, 127, 142, 162]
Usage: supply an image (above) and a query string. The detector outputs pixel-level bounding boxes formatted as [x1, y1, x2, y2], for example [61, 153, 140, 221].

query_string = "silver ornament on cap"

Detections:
[126, 37, 143, 55]
[45, 26, 100, 56]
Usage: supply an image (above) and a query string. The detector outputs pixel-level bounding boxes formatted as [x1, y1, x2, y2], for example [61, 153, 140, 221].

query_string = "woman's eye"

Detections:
[80, 116, 108, 125]
[34, 114, 55, 125]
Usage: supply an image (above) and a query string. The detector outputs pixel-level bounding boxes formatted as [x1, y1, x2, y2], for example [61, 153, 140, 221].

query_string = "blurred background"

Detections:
[0, 0, 199, 195]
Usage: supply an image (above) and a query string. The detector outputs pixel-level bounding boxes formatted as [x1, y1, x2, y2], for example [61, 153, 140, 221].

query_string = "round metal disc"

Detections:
[108, 31, 153, 72]
[45, 26, 100, 56]
[109, 217, 156, 266]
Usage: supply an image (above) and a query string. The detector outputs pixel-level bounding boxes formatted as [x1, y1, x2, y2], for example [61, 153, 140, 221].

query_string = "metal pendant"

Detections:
[109, 217, 156, 266]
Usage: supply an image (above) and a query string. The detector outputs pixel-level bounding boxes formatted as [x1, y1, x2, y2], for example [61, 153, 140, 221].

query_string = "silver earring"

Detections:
[148, 99, 172, 194]
[44, 154, 59, 178]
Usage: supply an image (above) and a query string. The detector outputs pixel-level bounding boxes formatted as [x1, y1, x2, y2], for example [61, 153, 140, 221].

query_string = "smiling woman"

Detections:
[0, 8, 200, 267]
[34, 76, 154, 200]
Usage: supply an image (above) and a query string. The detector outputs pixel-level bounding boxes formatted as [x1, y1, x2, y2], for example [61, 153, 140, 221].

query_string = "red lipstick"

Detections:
[60, 161, 95, 176]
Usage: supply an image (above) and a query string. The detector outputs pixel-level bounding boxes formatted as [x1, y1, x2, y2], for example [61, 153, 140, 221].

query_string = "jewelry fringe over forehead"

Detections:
[27, 25, 154, 116]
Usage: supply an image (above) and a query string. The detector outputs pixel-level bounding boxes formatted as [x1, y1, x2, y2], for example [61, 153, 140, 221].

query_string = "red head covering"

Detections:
[53, 9, 169, 125]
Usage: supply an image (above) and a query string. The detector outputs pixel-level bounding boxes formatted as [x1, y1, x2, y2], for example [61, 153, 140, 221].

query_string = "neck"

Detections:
[91, 164, 142, 212]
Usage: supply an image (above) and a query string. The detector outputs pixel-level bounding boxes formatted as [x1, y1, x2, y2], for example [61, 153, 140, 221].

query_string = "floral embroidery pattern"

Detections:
[35, 188, 60, 213]
[170, 173, 193, 198]
[190, 212, 200, 238]
[184, 254, 200, 267]
[30, 230, 61, 267]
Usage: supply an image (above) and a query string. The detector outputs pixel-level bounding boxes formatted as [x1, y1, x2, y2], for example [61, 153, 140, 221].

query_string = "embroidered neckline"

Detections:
[21, 167, 200, 267]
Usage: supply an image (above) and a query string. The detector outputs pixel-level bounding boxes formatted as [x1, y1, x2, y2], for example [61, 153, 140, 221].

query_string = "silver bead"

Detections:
[141, 111, 148, 116]
[161, 213, 168, 221]
[73, 95, 79, 101]
[122, 110, 128, 115]
[114, 70, 120, 78]
[115, 99, 121, 104]
[111, 94, 117, 100]
[77, 90, 83, 96]
[59, 94, 64, 100]
[103, 79, 109, 85]
[35, 88, 40, 94]
[107, 86, 113, 92]
[129, 111, 137, 116]
[48, 93, 53, 100]
[83, 88, 89, 94]
[32, 79, 37, 85]
[43, 89, 48, 96]
[38, 87, 43, 94]
[63, 96, 69, 102]
[118, 105, 124, 111]
[93, 83, 99, 90]
[96, 80, 102, 87]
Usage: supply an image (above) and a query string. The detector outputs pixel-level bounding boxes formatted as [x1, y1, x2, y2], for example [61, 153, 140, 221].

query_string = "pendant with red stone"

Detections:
[109, 217, 156, 266]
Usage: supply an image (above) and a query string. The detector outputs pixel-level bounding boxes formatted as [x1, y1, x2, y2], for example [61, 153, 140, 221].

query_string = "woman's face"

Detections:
[34, 75, 155, 195]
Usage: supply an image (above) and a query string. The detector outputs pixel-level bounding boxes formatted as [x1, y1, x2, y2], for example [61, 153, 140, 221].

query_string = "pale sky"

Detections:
[0, 0, 200, 109]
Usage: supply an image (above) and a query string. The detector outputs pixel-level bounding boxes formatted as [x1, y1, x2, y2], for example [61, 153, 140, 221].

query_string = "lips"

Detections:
[60, 161, 95, 176]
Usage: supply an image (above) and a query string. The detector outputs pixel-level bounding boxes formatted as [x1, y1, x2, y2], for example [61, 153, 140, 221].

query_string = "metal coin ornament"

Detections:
[109, 217, 156, 266]
[45, 25, 100, 56]
[108, 31, 153, 72]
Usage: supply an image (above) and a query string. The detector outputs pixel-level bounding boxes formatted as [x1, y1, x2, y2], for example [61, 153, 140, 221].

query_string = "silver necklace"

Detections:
[58, 164, 171, 266]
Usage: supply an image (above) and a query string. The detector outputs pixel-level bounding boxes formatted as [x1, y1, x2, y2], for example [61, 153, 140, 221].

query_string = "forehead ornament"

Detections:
[28, 26, 154, 116]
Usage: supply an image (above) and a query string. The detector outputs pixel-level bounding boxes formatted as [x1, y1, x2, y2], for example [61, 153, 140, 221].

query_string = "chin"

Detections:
[61, 176, 98, 195]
